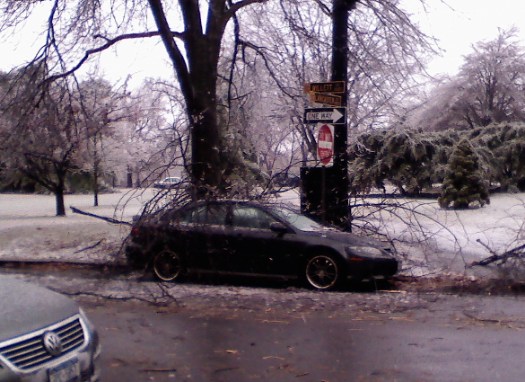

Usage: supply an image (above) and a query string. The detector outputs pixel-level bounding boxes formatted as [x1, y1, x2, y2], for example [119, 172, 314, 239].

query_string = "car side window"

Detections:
[179, 204, 229, 226]
[232, 206, 276, 230]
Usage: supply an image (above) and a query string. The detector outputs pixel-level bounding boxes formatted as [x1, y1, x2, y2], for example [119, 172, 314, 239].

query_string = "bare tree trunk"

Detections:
[126, 166, 133, 188]
[147, 0, 247, 199]
[189, 78, 222, 198]
[93, 166, 99, 207]
[55, 188, 66, 216]
[93, 133, 100, 207]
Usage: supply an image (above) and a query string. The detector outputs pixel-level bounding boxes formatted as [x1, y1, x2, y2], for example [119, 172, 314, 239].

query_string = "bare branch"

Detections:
[225, 0, 269, 20]
[44, 31, 179, 83]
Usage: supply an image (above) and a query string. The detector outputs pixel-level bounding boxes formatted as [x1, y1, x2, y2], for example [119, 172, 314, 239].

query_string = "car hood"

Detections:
[0, 276, 79, 342]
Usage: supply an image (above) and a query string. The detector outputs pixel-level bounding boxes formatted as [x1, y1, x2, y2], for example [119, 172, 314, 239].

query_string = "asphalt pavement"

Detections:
[4, 263, 525, 382]
[1, 190, 524, 381]
[82, 293, 525, 382]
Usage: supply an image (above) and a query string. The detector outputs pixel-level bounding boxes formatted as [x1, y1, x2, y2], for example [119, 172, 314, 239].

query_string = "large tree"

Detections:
[76, 78, 132, 205]
[409, 28, 525, 131]
[0, 0, 268, 199]
[0, 68, 150, 215]
[1, 0, 435, 188]
[0, 67, 83, 216]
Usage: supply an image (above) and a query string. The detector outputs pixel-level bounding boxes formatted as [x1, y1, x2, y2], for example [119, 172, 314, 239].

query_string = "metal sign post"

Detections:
[300, 0, 353, 231]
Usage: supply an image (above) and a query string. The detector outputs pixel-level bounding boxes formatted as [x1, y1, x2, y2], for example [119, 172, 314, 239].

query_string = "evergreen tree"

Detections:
[438, 139, 490, 209]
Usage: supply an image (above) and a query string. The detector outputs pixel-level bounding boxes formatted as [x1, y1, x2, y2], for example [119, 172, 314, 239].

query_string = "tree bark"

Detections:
[55, 188, 66, 216]
[188, 42, 223, 197]
[148, 0, 222, 198]
[148, 0, 262, 198]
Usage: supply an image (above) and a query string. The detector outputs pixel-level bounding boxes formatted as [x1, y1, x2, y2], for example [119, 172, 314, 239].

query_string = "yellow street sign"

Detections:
[303, 81, 346, 94]
[309, 92, 343, 107]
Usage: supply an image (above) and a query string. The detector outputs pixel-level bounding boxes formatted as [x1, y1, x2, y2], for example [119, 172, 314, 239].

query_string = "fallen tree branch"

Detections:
[73, 239, 104, 254]
[51, 282, 179, 307]
[49, 289, 168, 306]
[70, 206, 131, 226]
[471, 239, 525, 267]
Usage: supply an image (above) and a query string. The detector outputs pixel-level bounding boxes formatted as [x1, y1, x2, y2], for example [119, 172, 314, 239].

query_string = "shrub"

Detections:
[438, 139, 490, 209]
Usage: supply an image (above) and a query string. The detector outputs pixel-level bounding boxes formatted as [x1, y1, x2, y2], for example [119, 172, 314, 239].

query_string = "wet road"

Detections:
[3, 265, 525, 381]
[82, 296, 525, 382]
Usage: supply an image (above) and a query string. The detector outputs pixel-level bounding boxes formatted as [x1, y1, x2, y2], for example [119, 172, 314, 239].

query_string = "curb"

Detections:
[0, 259, 129, 272]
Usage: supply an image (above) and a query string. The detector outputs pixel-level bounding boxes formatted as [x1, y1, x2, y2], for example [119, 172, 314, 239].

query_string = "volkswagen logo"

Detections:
[42, 331, 63, 356]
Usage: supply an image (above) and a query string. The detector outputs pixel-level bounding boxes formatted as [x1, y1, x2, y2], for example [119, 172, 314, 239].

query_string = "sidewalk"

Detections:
[0, 190, 147, 265]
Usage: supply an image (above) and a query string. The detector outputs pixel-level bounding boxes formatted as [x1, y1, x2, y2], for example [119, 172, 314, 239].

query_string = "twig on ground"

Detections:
[140, 368, 177, 373]
[73, 239, 104, 254]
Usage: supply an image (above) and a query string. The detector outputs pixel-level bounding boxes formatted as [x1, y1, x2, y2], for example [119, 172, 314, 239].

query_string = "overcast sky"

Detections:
[416, 0, 525, 75]
[0, 1, 524, 84]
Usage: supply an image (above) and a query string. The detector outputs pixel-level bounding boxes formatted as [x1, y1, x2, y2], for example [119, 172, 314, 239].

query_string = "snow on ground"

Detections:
[353, 193, 525, 278]
[0, 189, 151, 264]
[1, 188, 523, 279]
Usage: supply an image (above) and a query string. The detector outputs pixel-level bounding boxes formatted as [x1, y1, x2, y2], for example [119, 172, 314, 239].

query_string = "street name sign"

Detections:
[309, 92, 343, 107]
[304, 81, 346, 94]
[304, 107, 346, 124]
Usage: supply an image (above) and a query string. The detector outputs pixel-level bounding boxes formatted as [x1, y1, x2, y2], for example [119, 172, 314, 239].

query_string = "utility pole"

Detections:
[330, 0, 355, 230]
[300, 0, 355, 230]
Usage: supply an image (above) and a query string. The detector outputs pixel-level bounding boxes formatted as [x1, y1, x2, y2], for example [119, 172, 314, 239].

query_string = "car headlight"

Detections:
[346, 246, 385, 258]
[79, 308, 101, 359]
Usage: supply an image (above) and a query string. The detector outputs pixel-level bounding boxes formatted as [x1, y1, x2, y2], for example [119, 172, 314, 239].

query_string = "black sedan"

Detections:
[125, 200, 399, 290]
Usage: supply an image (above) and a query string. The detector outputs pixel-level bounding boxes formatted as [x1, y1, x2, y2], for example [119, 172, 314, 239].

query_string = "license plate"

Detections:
[48, 358, 80, 382]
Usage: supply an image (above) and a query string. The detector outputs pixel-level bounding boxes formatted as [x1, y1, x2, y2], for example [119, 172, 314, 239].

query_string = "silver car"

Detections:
[153, 176, 182, 189]
[0, 276, 100, 382]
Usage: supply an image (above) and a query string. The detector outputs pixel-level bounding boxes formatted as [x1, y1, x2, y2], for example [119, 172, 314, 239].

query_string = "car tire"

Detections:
[304, 254, 342, 290]
[153, 249, 184, 282]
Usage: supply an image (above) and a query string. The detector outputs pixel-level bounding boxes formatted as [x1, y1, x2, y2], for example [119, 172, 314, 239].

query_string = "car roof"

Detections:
[186, 200, 301, 216]
[147, 199, 295, 220]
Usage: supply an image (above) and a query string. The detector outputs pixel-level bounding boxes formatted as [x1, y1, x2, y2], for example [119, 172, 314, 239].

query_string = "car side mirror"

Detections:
[270, 222, 289, 235]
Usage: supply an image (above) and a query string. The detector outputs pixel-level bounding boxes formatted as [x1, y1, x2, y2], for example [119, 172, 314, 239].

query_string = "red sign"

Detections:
[317, 124, 334, 166]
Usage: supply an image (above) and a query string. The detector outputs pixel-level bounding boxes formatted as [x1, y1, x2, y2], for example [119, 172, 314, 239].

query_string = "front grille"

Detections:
[0, 316, 86, 371]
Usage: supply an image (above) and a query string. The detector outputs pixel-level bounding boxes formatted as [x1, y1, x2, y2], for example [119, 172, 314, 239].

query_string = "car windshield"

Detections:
[272, 207, 327, 232]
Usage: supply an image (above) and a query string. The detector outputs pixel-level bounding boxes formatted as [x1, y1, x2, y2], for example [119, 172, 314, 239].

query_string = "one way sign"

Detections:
[304, 107, 346, 124]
